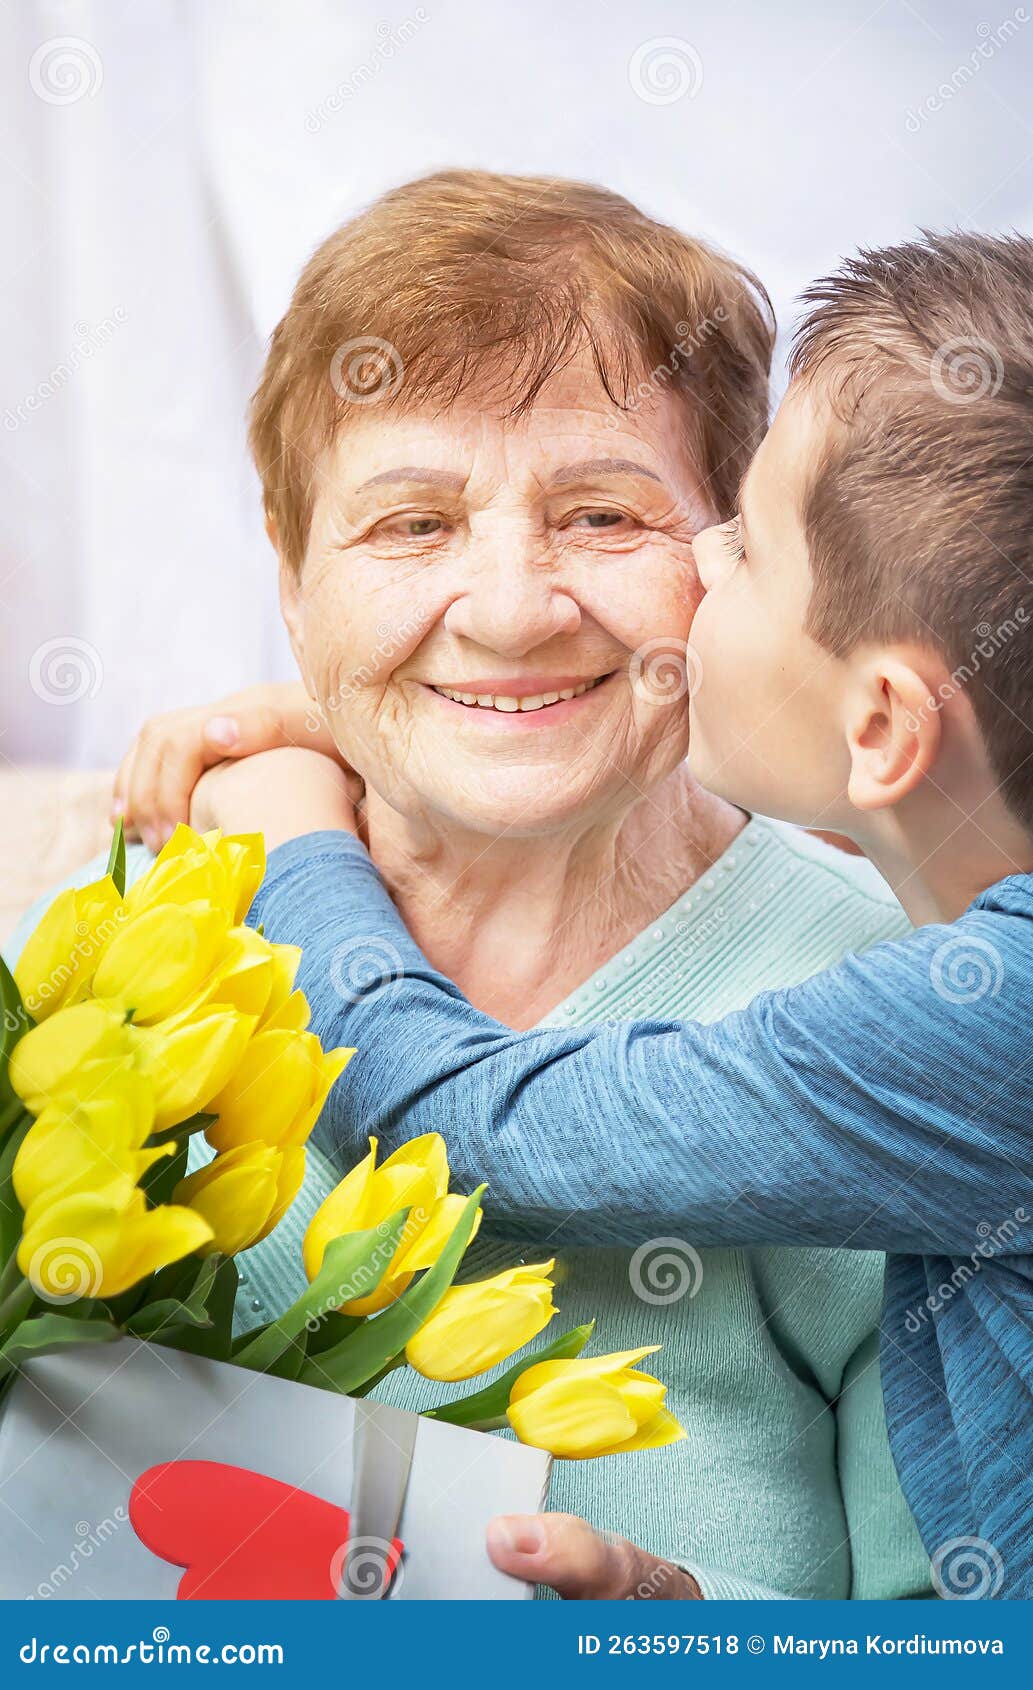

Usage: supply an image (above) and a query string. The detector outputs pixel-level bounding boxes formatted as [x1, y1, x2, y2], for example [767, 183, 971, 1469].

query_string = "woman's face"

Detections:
[280, 350, 713, 837]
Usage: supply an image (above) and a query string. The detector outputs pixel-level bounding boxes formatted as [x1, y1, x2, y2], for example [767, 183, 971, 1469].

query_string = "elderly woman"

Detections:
[37, 172, 928, 1601]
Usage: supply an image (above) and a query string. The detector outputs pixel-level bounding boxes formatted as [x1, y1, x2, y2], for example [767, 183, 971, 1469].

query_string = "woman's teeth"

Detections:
[431, 677, 606, 712]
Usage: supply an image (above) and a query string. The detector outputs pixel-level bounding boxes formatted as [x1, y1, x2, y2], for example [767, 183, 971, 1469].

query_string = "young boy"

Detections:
[119, 232, 1033, 1594]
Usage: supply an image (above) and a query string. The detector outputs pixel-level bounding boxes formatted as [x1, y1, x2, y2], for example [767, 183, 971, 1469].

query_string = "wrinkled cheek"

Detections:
[622, 689, 691, 779]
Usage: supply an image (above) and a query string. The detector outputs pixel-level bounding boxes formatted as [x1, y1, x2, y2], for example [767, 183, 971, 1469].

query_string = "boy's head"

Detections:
[689, 231, 1033, 849]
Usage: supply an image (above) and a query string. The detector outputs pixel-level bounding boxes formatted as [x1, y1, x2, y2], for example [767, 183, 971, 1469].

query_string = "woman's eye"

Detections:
[573, 510, 627, 530]
[380, 515, 445, 538]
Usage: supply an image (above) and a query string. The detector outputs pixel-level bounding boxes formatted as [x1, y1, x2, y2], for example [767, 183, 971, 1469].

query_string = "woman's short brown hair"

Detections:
[250, 169, 775, 571]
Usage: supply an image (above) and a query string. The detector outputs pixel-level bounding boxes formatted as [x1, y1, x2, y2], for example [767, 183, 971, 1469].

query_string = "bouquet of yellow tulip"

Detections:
[0, 824, 683, 1464]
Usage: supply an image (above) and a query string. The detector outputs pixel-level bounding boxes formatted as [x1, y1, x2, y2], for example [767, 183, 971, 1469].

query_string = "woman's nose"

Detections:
[443, 566, 581, 656]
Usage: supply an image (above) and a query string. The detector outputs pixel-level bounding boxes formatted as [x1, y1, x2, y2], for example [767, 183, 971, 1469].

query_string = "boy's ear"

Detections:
[845, 653, 942, 812]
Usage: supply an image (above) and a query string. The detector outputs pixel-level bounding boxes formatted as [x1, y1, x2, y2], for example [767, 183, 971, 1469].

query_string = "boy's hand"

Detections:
[189, 748, 360, 852]
[486, 1514, 702, 1600]
[112, 682, 355, 852]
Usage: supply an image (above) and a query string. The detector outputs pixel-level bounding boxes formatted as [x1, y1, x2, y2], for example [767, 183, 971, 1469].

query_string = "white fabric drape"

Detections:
[2, 0, 1030, 765]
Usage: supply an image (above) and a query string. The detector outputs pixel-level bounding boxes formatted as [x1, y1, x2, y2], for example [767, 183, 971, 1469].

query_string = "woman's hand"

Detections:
[486, 1514, 702, 1600]
[189, 748, 360, 853]
[112, 682, 353, 852]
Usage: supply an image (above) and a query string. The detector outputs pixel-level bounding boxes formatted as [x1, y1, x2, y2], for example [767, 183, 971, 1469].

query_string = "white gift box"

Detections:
[0, 1338, 550, 1600]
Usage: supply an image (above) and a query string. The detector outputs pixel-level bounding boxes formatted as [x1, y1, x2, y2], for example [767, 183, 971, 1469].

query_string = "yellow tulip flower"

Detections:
[189, 926, 302, 1023]
[13, 1075, 166, 1213]
[256, 1144, 307, 1243]
[9, 1002, 135, 1115]
[405, 1261, 557, 1381]
[133, 1005, 256, 1132]
[126, 826, 265, 925]
[174, 1143, 305, 1257]
[124, 826, 226, 915]
[257, 954, 307, 1031]
[205, 1031, 354, 1152]
[302, 1134, 480, 1316]
[18, 1181, 213, 1301]
[92, 901, 230, 1024]
[216, 834, 267, 925]
[506, 1346, 686, 1459]
[14, 875, 124, 1021]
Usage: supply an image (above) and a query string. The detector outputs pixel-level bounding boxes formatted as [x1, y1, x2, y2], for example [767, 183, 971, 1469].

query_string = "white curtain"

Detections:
[2, 0, 1030, 765]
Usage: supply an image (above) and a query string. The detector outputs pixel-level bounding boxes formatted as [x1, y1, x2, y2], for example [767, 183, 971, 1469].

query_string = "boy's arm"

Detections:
[114, 683, 346, 852]
[250, 831, 1033, 1257]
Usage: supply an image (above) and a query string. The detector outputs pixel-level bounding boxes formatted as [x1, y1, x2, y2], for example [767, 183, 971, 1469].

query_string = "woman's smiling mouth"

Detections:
[424, 672, 616, 719]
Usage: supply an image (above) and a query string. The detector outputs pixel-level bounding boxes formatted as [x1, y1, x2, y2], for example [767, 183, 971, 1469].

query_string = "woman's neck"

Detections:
[362, 767, 747, 1028]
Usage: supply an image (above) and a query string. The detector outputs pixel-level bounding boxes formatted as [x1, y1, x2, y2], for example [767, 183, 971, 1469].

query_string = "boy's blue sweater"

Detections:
[251, 832, 1033, 1598]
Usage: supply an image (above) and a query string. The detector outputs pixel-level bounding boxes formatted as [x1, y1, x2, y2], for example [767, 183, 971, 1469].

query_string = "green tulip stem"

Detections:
[0, 1274, 36, 1341]
[348, 1353, 408, 1398]
[0, 1247, 25, 1306]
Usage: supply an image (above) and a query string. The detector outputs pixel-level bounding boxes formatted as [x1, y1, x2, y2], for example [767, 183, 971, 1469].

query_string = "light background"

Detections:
[2, 0, 1031, 766]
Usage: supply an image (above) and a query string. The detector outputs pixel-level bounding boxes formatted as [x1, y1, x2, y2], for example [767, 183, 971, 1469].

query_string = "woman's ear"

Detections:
[276, 553, 317, 700]
[845, 652, 943, 812]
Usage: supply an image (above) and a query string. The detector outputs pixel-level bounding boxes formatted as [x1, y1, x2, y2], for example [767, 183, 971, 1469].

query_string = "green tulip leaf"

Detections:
[301, 1310, 363, 1356]
[0, 1112, 33, 1267]
[155, 1255, 238, 1360]
[147, 1111, 217, 1147]
[140, 1139, 189, 1208]
[0, 1312, 119, 1382]
[123, 1300, 208, 1338]
[0, 959, 31, 1142]
[426, 1322, 595, 1427]
[265, 1340, 309, 1382]
[233, 1210, 409, 1376]
[123, 1256, 221, 1338]
[298, 1187, 485, 1396]
[106, 818, 127, 898]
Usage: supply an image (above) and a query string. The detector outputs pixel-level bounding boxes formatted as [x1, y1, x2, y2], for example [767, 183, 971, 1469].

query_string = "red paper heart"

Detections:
[130, 1460, 403, 1600]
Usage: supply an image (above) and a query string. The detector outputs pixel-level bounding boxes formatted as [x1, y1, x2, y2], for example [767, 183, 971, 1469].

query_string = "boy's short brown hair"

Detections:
[790, 231, 1033, 833]
[250, 169, 774, 571]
